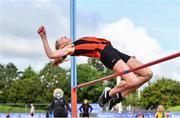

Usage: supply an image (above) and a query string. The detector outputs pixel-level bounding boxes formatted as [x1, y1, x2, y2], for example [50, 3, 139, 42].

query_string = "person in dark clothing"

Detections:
[49, 88, 71, 118]
[79, 99, 93, 117]
[5, 114, 10, 118]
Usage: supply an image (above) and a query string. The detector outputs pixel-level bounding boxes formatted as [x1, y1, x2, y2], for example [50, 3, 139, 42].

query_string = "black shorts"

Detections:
[100, 45, 131, 69]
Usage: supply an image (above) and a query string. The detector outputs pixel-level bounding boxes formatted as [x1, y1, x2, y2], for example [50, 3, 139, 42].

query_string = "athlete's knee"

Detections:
[117, 80, 127, 88]
[117, 80, 137, 89]
[124, 79, 139, 89]
[120, 80, 127, 85]
[144, 70, 153, 81]
[128, 81, 138, 88]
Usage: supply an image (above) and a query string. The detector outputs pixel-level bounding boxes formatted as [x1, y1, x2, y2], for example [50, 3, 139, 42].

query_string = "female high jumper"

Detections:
[37, 25, 153, 110]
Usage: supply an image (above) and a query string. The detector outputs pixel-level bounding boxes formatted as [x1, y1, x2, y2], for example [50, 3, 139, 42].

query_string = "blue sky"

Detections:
[0, 0, 179, 81]
[77, 0, 180, 51]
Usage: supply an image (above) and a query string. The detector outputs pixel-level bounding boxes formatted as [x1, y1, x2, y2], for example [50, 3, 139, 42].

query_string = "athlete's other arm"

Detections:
[37, 26, 74, 59]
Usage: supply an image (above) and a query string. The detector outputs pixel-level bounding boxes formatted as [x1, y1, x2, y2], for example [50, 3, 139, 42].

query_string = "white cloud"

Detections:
[100, 17, 162, 62]
[0, 0, 70, 70]
[1, 35, 42, 58]
[0, 34, 48, 71]
[98, 17, 180, 81]
[0, 0, 101, 71]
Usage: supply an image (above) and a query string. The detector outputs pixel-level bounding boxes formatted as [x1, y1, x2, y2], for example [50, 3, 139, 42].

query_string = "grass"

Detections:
[167, 106, 180, 112]
[0, 105, 45, 113]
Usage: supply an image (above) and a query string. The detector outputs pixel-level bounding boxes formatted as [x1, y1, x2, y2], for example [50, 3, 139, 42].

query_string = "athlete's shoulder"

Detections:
[78, 36, 97, 40]
[78, 36, 109, 41]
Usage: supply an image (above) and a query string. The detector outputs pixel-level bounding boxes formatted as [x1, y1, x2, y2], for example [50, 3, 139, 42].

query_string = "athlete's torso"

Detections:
[71, 37, 111, 59]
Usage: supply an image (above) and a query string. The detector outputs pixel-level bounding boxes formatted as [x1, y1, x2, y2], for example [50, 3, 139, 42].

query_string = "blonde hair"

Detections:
[55, 37, 71, 50]
[83, 99, 88, 104]
[55, 40, 60, 50]
[54, 39, 68, 65]
[53, 88, 64, 97]
[157, 104, 164, 112]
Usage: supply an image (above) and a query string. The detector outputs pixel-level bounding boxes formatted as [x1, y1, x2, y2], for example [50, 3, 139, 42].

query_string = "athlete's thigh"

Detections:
[112, 59, 137, 82]
[126, 57, 152, 77]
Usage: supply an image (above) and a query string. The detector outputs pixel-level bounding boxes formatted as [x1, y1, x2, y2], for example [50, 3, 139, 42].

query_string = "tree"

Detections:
[4, 79, 41, 103]
[87, 58, 115, 88]
[21, 66, 37, 80]
[3, 66, 41, 103]
[0, 64, 5, 89]
[0, 63, 19, 103]
[139, 78, 180, 109]
[0, 63, 18, 86]
[88, 58, 105, 72]
[38, 62, 71, 103]
[122, 90, 139, 106]
[76, 64, 104, 103]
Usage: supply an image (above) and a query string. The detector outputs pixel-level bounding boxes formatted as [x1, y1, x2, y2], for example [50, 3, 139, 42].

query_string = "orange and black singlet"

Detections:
[71, 36, 131, 69]
[71, 37, 111, 59]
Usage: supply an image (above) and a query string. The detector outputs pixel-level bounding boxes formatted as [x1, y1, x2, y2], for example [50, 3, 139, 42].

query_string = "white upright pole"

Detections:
[116, 76, 123, 113]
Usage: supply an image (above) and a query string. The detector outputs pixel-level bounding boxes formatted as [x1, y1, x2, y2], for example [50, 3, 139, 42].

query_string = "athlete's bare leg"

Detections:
[109, 57, 153, 97]
[98, 57, 152, 109]
[121, 57, 153, 97]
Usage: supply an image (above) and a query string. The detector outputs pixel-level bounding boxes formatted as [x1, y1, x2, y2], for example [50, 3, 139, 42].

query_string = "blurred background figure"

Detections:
[79, 99, 93, 118]
[5, 114, 10, 118]
[49, 88, 71, 118]
[29, 104, 35, 118]
[136, 114, 144, 118]
[155, 104, 168, 118]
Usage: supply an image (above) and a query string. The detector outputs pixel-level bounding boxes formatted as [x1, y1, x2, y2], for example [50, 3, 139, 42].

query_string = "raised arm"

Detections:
[37, 26, 73, 59]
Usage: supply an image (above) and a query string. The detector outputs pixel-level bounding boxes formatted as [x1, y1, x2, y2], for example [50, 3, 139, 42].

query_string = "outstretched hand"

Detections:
[37, 25, 46, 38]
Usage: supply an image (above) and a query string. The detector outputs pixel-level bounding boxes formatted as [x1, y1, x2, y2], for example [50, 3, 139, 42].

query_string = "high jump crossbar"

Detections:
[74, 52, 180, 89]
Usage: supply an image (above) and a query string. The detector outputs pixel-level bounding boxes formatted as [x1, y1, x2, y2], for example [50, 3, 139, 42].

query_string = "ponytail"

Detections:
[53, 39, 70, 67]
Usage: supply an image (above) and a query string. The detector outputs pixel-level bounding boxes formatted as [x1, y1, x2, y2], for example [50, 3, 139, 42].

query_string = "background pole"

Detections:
[70, 0, 77, 117]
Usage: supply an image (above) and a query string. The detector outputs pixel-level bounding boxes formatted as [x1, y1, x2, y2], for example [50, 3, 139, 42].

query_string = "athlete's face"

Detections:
[58, 36, 72, 47]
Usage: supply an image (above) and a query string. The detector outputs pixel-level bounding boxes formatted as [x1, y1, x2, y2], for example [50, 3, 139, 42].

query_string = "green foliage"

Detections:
[21, 66, 37, 80]
[167, 106, 180, 111]
[88, 58, 105, 72]
[0, 62, 71, 104]
[2, 66, 42, 103]
[77, 64, 103, 103]
[87, 58, 115, 88]
[77, 59, 115, 103]
[122, 90, 139, 106]
[0, 61, 180, 112]
[0, 63, 19, 103]
[139, 78, 180, 109]
[0, 63, 18, 88]
[38, 62, 71, 103]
